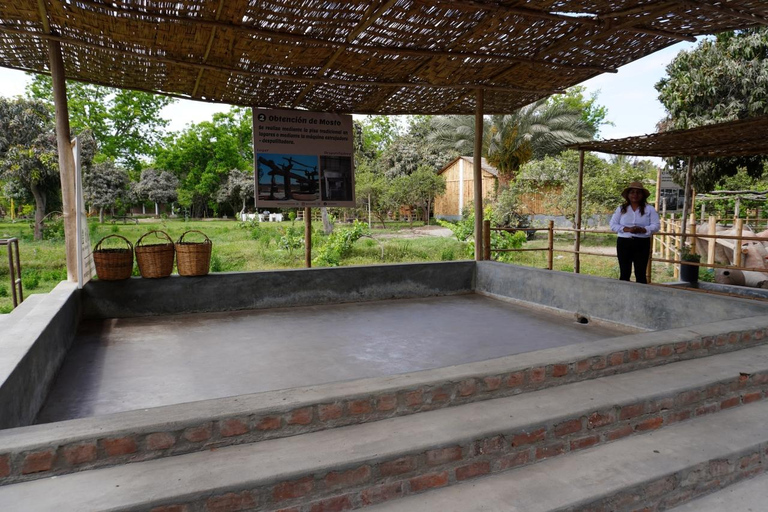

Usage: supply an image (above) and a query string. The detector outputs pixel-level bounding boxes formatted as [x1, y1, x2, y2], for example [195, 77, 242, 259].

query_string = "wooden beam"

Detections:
[192, 0, 226, 97]
[474, 89, 484, 261]
[681, 0, 768, 26]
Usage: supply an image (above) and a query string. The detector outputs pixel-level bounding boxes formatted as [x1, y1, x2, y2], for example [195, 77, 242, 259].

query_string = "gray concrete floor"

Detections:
[37, 294, 626, 423]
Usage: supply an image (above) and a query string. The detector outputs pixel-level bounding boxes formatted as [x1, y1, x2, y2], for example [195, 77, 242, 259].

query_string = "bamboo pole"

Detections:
[49, 41, 78, 282]
[574, 150, 584, 274]
[547, 220, 554, 270]
[707, 216, 717, 265]
[734, 218, 744, 267]
[483, 220, 491, 261]
[665, 216, 672, 269]
[473, 89, 484, 261]
[689, 219, 697, 255]
[674, 218, 681, 279]
[680, 157, 693, 239]
[304, 207, 312, 268]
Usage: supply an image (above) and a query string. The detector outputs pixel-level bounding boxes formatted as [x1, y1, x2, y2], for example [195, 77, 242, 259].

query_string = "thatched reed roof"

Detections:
[569, 115, 768, 158]
[0, 1, 766, 114]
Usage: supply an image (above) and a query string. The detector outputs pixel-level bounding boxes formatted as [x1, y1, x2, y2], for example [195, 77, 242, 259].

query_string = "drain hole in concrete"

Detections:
[575, 315, 589, 325]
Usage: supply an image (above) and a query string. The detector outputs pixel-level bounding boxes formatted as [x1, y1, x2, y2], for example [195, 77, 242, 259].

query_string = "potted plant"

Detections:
[680, 245, 701, 285]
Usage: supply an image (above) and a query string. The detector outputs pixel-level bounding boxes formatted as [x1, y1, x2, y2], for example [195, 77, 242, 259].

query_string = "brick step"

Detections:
[668, 470, 768, 511]
[365, 399, 768, 512]
[2, 315, 766, 486]
[2, 343, 768, 510]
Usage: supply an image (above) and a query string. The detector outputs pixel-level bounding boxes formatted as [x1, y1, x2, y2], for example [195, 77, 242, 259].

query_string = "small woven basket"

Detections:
[135, 230, 175, 278]
[175, 230, 212, 277]
[93, 235, 134, 280]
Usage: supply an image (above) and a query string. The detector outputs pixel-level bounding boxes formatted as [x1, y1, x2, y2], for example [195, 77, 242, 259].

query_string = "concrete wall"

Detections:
[82, 261, 476, 319]
[0, 282, 80, 429]
[476, 261, 768, 331]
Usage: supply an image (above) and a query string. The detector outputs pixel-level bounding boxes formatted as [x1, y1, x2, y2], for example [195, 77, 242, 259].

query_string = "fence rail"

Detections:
[1, 238, 23, 309]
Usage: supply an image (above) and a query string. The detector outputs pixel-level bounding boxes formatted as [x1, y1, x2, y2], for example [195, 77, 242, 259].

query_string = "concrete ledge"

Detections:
[2, 313, 767, 484]
[81, 261, 476, 319]
[0, 283, 80, 429]
[476, 261, 768, 331]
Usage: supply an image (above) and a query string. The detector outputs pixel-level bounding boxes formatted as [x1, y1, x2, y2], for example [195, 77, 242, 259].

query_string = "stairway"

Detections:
[1, 316, 768, 511]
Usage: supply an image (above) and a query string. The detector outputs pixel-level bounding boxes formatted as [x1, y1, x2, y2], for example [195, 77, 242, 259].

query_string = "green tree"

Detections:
[408, 165, 446, 225]
[83, 160, 129, 222]
[27, 75, 175, 174]
[655, 28, 768, 191]
[427, 115, 486, 158]
[216, 169, 255, 216]
[133, 168, 179, 216]
[153, 108, 253, 217]
[547, 86, 610, 137]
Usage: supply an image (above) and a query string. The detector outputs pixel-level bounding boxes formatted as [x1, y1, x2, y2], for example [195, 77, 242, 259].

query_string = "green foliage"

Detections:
[42, 216, 64, 240]
[656, 28, 768, 191]
[278, 226, 304, 255]
[22, 268, 40, 289]
[439, 207, 526, 261]
[0, 286, 8, 297]
[313, 221, 370, 267]
[546, 86, 611, 137]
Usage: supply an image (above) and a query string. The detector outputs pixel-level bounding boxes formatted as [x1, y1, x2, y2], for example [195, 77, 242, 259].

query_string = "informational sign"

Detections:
[73, 137, 95, 287]
[254, 109, 355, 208]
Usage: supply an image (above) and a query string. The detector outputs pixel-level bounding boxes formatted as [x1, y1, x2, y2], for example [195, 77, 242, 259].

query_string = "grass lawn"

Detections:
[0, 217, 684, 313]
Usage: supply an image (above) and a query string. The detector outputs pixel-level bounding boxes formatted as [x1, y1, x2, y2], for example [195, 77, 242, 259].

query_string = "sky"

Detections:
[0, 40, 695, 140]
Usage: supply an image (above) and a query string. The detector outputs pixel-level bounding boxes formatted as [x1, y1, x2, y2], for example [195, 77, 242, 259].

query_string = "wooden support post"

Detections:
[304, 207, 312, 268]
[680, 157, 693, 239]
[483, 220, 491, 261]
[734, 218, 744, 268]
[574, 150, 584, 274]
[473, 89, 484, 261]
[735, 197, 741, 222]
[674, 217, 681, 280]
[49, 41, 78, 282]
[707, 215, 717, 265]
[547, 220, 554, 271]
[689, 219, 697, 255]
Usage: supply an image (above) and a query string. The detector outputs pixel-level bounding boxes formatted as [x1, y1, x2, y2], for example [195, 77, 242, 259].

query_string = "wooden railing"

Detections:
[1, 238, 23, 309]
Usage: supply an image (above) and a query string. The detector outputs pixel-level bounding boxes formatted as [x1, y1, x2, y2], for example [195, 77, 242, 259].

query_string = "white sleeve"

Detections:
[609, 206, 623, 234]
[647, 206, 660, 234]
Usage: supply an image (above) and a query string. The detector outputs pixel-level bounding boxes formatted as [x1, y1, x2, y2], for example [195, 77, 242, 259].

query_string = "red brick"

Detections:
[506, 372, 525, 388]
[288, 407, 313, 425]
[658, 345, 674, 357]
[740, 453, 761, 469]
[619, 403, 645, 420]
[483, 376, 502, 391]
[605, 425, 633, 441]
[455, 461, 490, 481]
[348, 400, 373, 415]
[511, 428, 546, 447]
[409, 472, 448, 492]
[645, 347, 657, 359]
[475, 435, 504, 455]
[273, 476, 315, 501]
[379, 456, 418, 476]
[676, 390, 701, 406]
[309, 495, 353, 512]
[255, 416, 281, 431]
[536, 443, 564, 460]
[702, 336, 715, 348]
[696, 403, 719, 416]
[146, 432, 176, 451]
[21, 451, 55, 474]
[591, 357, 607, 370]
[458, 379, 477, 397]
[205, 491, 256, 512]
[755, 329, 765, 340]
[498, 450, 529, 470]
[742, 331, 753, 343]
[324, 465, 371, 489]
[576, 359, 591, 373]
[0, 455, 10, 478]
[529, 367, 546, 383]
[635, 416, 663, 431]
[151, 506, 189, 512]
[667, 410, 692, 423]
[716, 334, 728, 346]
[219, 418, 249, 437]
[102, 437, 138, 457]
[644, 476, 675, 497]
[360, 483, 404, 506]
[552, 364, 568, 377]
[274, 508, 300, 512]
[426, 445, 463, 466]
[743, 392, 762, 404]
[628, 349, 642, 362]
[729, 332, 739, 344]
[707, 384, 728, 398]
[674, 342, 688, 354]
[376, 395, 397, 412]
[689, 340, 702, 351]
[588, 411, 615, 429]
[62, 443, 97, 466]
[570, 435, 599, 451]
[649, 397, 674, 413]
[608, 352, 624, 366]
[183, 424, 212, 443]
[429, 387, 450, 403]
[709, 459, 734, 477]
[721, 397, 740, 409]
[404, 390, 423, 407]
[318, 404, 343, 422]
[554, 419, 582, 437]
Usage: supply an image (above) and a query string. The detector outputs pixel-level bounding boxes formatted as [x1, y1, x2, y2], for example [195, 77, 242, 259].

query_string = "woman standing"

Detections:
[609, 182, 660, 283]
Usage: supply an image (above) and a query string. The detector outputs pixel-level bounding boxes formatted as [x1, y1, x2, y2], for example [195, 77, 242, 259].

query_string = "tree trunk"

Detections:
[368, 193, 372, 229]
[99, 207, 104, 224]
[30, 182, 46, 241]
[424, 201, 431, 226]
[142, 203, 146, 215]
[155, 202, 159, 216]
[321, 207, 333, 234]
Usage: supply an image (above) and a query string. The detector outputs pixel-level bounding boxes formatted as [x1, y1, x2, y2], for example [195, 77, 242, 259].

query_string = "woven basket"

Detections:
[135, 230, 175, 278]
[175, 230, 213, 277]
[93, 235, 134, 280]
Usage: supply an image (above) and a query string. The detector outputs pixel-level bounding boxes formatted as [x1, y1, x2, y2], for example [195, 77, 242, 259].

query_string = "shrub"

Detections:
[313, 221, 369, 266]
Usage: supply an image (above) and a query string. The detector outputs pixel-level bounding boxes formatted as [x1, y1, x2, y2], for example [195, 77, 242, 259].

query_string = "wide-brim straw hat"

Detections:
[621, 181, 651, 201]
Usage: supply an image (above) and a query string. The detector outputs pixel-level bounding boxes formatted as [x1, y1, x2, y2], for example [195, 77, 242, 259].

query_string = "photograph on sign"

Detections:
[254, 109, 355, 208]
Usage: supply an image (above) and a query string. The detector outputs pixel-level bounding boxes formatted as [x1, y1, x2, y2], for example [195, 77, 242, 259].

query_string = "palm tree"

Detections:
[487, 99, 593, 188]
[427, 115, 489, 158]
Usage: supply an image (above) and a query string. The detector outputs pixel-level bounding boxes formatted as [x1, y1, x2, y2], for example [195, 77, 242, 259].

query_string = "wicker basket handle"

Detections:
[136, 230, 173, 247]
[177, 230, 212, 244]
[94, 234, 133, 252]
